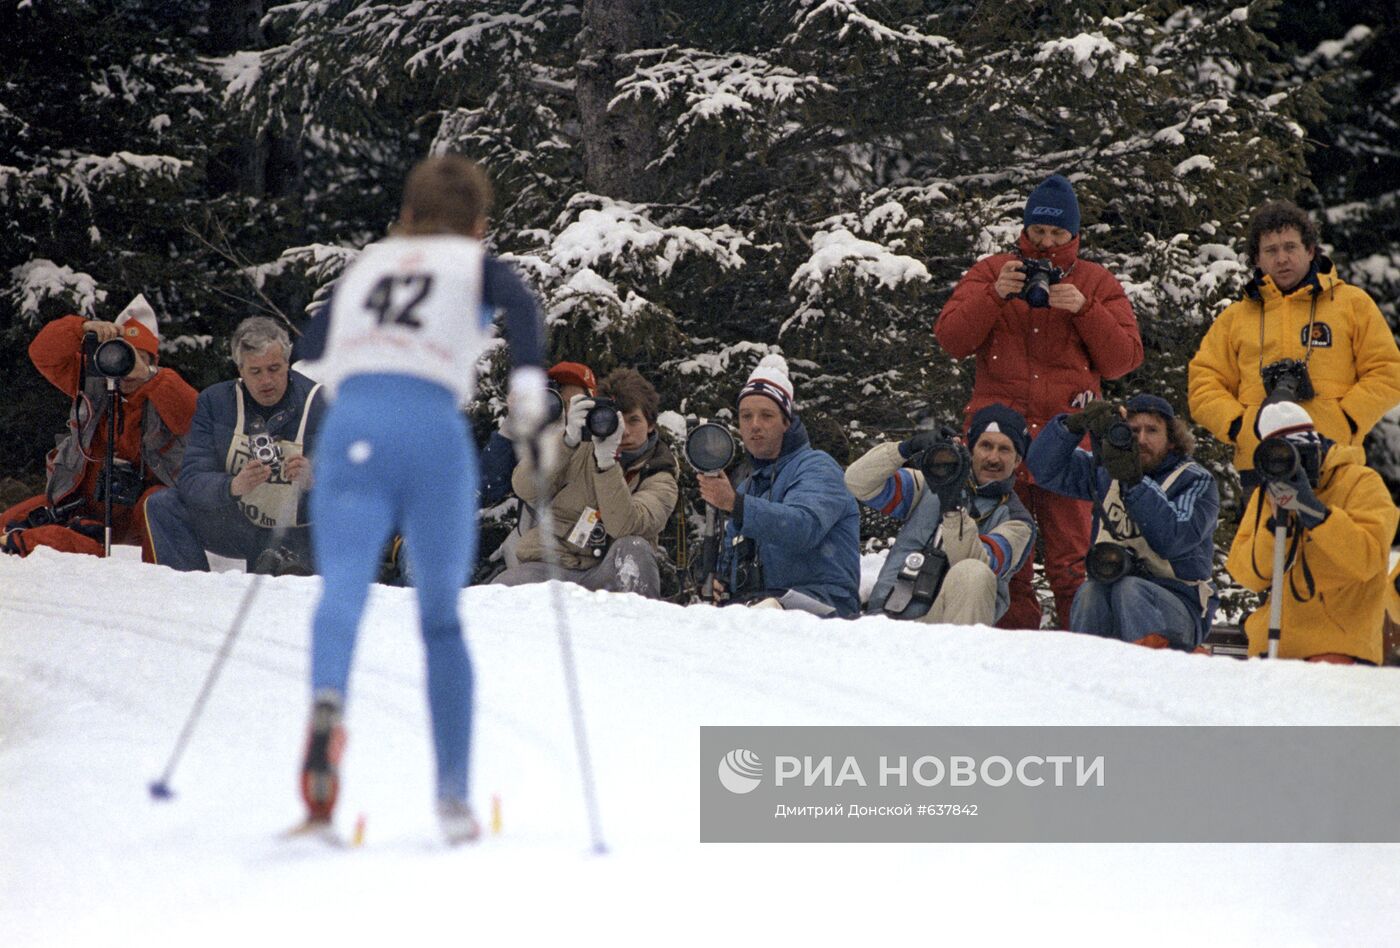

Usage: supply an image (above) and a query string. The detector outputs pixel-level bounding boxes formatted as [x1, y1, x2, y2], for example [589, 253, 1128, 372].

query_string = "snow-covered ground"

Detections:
[3, 548, 1399, 946]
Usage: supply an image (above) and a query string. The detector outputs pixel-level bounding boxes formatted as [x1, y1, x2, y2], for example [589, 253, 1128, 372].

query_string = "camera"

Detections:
[1018, 258, 1065, 309]
[684, 421, 737, 474]
[1253, 435, 1320, 487]
[882, 547, 951, 619]
[246, 416, 283, 477]
[23, 495, 85, 529]
[731, 536, 766, 599]
[918, 441, 969, 488]
[83, 331, 138, 380]
[580, 396, 620, 441]
[1261, 359, 1315, 403]
[1085, 541, 1146, 584]
[585, 520, 609, 559]
[1102, 419, 1135, 452]
[95, 459, 145, 507]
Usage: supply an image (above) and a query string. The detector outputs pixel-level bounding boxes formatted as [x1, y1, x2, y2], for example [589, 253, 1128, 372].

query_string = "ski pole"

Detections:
[529, 437, 607, 855]
[1266, 515, 1289, 660]
[149, 571, 266, 799]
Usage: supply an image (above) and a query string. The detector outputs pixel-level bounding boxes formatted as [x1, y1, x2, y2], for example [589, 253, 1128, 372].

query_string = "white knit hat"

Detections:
[738, 354, 795, 420]
[1257, 401, 1314, 440]
[113, 294, 160, 356]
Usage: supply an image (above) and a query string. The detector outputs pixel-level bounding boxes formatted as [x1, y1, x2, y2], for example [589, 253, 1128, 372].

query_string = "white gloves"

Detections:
[594, 410, 624, 471]
[563, 395, 593, 449]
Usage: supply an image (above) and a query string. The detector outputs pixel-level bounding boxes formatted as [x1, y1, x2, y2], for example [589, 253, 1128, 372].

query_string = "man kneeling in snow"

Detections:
[698, 355, 861, 618]
[1226, 401, 1396, 664]
[493, 367, 678, 597]
[847, 404, 1036, 626]
[1027, 394, 1218, 650]
[145, 317, 325, 574]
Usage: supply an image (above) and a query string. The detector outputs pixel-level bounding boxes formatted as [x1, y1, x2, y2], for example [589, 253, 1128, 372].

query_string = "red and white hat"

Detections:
[738, 353, 795, 421]
[1257, 401, 1314, 441]
[114, 294, 160, 358]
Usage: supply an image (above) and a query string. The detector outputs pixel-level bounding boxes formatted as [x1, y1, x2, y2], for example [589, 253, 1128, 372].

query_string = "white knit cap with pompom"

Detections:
[1256, 400, 1314, 440]
[738, 353, 795, 420]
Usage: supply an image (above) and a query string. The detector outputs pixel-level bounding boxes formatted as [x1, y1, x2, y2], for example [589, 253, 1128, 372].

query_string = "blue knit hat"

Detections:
[1024, 174, 1080, 235]
[1125, 393, 1175, 423]
[968, 403, 1030, 459]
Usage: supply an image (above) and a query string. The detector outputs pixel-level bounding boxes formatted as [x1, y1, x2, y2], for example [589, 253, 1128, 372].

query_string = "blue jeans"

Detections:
[310, 374, 478, 803]
[1069, 576, 1198, 648]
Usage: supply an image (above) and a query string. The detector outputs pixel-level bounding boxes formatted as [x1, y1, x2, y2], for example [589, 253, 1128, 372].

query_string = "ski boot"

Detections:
[436, 797, 482, 846]
[300, 690, 346, 824]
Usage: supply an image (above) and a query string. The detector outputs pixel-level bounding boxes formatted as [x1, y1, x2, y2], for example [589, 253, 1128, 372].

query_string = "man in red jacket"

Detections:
[1, 295, 197, 560]
[934, 174, 1143, 629]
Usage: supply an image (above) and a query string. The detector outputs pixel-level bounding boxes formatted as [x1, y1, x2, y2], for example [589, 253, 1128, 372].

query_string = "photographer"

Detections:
[698, 355, 860, 618]
[934, 173, 1142, 630]
[1225, 401, 1396, 664]
[846, 404, 1035, 625]
[1027, 394, 1218, 650]
[1189, 200, 1400, 490]
[492, 368, 678, 597]
[145, 317, 325, 574]
[1, 296, 196, 559]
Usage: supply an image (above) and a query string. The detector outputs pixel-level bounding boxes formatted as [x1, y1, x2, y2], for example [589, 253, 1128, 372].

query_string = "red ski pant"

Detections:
[1, 487, 164, 561]
[996, 479, 1091, 630]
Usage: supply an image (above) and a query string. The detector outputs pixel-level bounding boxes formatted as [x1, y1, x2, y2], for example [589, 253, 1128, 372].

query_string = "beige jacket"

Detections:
[513, 433, 679, 570]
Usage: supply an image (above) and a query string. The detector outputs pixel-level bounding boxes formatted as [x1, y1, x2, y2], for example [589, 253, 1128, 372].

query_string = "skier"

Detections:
[295, 154, 546, 843]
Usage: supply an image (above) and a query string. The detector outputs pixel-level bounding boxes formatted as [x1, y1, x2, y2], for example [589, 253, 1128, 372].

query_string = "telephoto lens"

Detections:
[920, 444, 964, 487]
[684, 422, 737, 474]
[1253, 437, 1299, 481]
[92, 338, 137, 379]
[583, 396, 619, 440]
[544, 388, 564, 425]
[1085, 542, 1134, 583]
[1103, 419, 1135, 451]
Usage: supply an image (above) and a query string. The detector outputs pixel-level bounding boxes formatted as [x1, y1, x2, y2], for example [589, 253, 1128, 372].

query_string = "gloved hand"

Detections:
[1064, 399, 1117, 437]
[1266, 469, 1329, 529]
[1099, 437, 1142, 486]
[594, 410, 625, 471]
[928, 442, 971, 513]
[900, 425, 960, 460]
[562, 395, 594, 449]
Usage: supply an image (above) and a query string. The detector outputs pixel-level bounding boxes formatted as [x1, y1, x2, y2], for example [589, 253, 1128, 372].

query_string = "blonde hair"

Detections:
[398, 154, 493, 236]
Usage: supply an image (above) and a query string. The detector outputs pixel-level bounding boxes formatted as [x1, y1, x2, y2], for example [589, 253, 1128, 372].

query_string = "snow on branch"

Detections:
[7, 259, 104, 324]
[1034, 33, 1139, 78]
[792, 0, 958, 54]
[612, 47, 831, 131]
[790, 227, 930, 294]
[533, 194, 750, 281]
[52, 152, 188, 207]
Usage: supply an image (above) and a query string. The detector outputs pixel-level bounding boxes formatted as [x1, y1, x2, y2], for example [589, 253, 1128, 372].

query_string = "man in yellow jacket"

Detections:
[1226, 402, 1397, 664]
[1189, 200, 1400, 489]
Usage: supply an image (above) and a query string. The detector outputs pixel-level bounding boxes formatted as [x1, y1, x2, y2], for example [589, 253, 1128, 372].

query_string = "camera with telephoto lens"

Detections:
[684, 421, 738, 474]
[95, 459, 145, 507]
[246, 416, 283, 477]
[1261, 359, 1315, 403]
[1253, 435, 1321, 488]
[1085, 541, 1147, 584]
[544, 387, 565, 425]
[918, 441, 968, 488]
[580, 396, 620, 442]
[82, 330, 138, 380]
[1102, 419, 1135, 452]
[1018, 258, 1065, 309]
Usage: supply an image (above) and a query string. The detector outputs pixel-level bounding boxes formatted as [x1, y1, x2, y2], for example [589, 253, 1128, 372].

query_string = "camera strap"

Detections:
[882, 523, 947, 615]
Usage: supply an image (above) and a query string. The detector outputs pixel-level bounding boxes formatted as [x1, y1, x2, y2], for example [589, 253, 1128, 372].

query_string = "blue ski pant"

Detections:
[309, 374, 479, 802]
[1070, 576, 1198, 649]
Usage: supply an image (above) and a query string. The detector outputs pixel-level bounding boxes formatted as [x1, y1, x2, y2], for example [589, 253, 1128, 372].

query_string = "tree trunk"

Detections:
[204, 0, 264, 54]
[575, 0, 659, 201]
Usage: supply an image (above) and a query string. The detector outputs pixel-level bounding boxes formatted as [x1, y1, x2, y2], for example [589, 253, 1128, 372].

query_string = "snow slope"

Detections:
[3, 548, 1399, 946]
